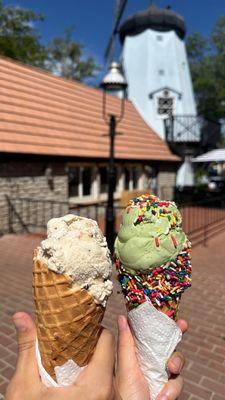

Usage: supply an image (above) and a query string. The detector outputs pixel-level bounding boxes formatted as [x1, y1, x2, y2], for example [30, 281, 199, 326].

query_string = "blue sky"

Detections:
[3, 0, 225, 78]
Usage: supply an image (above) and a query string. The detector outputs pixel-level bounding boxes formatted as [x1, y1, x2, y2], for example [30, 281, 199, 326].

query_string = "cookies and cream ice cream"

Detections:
[37, 214, 113, 306]
[33, 214, 113, 384]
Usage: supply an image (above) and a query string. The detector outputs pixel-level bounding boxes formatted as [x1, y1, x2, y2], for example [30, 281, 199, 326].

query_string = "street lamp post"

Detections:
[101, 62, 127, 254]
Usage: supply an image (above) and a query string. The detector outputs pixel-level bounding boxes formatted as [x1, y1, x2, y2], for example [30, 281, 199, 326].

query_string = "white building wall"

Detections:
[122, 29, 197, 140]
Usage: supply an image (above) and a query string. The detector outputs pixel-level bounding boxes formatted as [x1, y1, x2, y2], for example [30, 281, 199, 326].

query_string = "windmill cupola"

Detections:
[119, 4, 186, 43]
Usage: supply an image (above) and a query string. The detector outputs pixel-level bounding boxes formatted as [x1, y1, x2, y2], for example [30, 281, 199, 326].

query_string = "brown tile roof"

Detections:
[0, 57, 179, 161]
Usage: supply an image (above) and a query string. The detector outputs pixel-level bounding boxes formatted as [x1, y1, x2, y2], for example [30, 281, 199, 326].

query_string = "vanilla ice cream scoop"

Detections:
[37, 214, 113, 306]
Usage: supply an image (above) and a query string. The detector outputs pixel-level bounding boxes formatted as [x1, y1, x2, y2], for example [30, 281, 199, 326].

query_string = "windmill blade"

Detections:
[104, 0, 128, 63]
[115, 0, 121, 19]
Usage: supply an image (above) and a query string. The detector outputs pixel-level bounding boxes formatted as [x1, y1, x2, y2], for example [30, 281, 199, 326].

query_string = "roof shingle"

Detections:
[0, 57, 179, 161]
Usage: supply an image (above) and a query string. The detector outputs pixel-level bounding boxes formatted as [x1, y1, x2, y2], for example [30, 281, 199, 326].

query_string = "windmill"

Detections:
[104, 0, 128, 64]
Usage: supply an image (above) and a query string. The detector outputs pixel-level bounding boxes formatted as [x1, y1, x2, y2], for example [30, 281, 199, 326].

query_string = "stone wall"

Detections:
[0, 159, 69, 234]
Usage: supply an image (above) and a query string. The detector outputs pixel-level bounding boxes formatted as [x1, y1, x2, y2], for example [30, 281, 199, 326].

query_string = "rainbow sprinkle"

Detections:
[128, 194, 180, 232]
[116, 244, 192, 320]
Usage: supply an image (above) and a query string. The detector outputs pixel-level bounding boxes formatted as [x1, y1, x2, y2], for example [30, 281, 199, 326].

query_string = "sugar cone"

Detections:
[32, 248, 104, 379]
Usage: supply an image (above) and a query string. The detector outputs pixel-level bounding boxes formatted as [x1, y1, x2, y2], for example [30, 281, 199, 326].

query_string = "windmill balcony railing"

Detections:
[164, 114, 221, 145]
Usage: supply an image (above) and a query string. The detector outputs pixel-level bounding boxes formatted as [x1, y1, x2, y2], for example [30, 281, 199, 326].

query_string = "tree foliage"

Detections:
[45, 28, 99, 81]
[0, 0, 46, 66]
[0, 1, 99, 82]
[186, 16, 225, 122]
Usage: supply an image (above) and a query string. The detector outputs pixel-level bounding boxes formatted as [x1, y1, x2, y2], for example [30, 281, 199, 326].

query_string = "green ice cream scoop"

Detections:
[114, 194, 186, 274]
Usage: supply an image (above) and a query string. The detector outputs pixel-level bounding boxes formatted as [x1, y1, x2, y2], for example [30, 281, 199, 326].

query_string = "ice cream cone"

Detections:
[114, 194, 192, 399]
[33, 249, 104, 379]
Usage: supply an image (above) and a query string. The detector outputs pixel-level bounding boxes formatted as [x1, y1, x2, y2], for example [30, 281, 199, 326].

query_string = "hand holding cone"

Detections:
[33, 214, 113, 383]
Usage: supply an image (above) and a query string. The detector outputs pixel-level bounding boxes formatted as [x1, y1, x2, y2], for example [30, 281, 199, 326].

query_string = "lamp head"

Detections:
[101, 61, 127, 92]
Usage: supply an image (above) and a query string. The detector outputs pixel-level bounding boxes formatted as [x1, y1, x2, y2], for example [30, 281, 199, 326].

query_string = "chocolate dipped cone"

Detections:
[115, 194, 192, 400]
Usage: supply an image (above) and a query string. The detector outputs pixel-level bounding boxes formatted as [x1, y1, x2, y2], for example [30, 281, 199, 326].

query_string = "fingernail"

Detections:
[118, 315, 128, 331]
[171, 356, 182, 372]
[13, 315, 27, 332]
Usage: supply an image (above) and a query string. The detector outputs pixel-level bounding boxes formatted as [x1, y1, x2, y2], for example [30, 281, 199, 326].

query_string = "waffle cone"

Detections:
[32, 249, 104, 379]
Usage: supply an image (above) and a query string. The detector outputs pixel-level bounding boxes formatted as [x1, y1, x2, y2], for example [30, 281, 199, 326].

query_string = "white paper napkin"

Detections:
[128, 300, 182, 400]
[35, 339, 85, 387]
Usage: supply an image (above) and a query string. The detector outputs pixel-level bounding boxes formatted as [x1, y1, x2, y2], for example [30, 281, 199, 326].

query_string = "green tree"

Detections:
[186, 17, 225, 122]
[46, 28, 99, 82]
[0, 0, 46, 66]
[0, 1, 99, 82]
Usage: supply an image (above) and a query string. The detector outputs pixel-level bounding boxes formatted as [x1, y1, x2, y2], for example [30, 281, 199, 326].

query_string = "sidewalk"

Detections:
[0, 233, 225, 399]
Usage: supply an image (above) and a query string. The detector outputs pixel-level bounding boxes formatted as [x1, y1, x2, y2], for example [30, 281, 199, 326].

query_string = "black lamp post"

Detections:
[100, 62, 127, 254]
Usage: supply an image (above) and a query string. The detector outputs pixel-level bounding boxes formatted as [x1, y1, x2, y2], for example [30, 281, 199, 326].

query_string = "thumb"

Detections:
[117, 315, 138, 375]
[13, 312, 40, 382]
[116, 315, 149, 400]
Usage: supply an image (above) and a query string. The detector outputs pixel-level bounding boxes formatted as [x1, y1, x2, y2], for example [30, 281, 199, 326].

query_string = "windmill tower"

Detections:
[119, 4, 198, 142]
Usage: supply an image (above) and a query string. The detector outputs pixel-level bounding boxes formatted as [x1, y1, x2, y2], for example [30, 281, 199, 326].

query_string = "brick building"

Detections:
[0, 57, 179, 233]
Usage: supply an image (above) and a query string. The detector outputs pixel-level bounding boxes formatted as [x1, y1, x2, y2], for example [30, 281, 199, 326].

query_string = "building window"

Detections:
[158, 69, 165, 76]
[100, 167, 108, 193]
[124, 167, 130, 190]
[82, 167, 92, 196]
[157, 90, 174, 116]
[69, 167, 79, 197]
[68, 166, 93, 198]
[132, 167, 139, 189]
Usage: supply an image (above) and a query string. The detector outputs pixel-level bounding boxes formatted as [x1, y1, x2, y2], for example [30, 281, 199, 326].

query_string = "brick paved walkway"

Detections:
[0, 233, 225, 399]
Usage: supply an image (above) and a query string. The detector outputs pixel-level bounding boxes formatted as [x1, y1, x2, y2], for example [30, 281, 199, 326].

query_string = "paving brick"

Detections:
[197, 349, 225, 364]
[212, 394, 225, 400]
[189, 396, 204, 400]
[200, 378, 225, 397]
[0, 333, 14, 347]
[1, 231, 225, 400]
[189, 362, 221, 381]
[208, 360, 225, 374]
[3, 354, 17, 368]
[205, 335, 225, 347]
[179, 391, 192, 400]
[0, 360, 9, 372]
[0, 345, 12, 360]
[213, 346, 225, 357]
[186, 382, 212, 400]
[1, 366, 14, 380]
[0, 380, 9, 397]
[218, 373, 225, 384]
[183, 369, 201, 384]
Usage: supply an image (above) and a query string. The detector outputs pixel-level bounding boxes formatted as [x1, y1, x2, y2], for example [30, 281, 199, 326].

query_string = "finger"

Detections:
[176, 319, 188, 334]
[167, 351, 185, 375]
[113, 377, 123, 400]
[117, 315, 138, 374]
[156, 375, 183, 400]
[13, 312, 40, 382]
[88, 328, 115, 376]
[116, 315, 149, 399]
